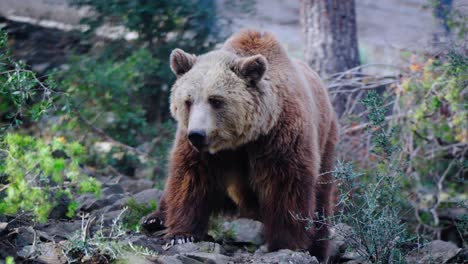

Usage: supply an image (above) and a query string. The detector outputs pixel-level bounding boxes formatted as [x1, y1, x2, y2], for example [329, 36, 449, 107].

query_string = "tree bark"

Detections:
[300, 0, 360, 78]
[301, 0, 360, 117]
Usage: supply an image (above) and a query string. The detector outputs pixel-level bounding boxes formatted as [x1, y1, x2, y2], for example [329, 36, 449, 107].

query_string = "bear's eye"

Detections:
[208, 98, 224, 109]
[185, 100, 192, 109]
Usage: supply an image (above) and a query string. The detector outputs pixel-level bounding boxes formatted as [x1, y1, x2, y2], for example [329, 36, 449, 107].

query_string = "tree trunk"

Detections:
[300, 0, 360, 78]
[300, 0, 360, 117]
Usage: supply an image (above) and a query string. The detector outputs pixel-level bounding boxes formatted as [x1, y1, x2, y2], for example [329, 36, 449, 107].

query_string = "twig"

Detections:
[342, 112, 411, 134]
[429, 160, 456, 228]
[74, 110, 149, 159]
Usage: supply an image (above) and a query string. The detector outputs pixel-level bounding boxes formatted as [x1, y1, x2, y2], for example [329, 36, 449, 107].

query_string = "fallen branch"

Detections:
[74, 110, 149, 159]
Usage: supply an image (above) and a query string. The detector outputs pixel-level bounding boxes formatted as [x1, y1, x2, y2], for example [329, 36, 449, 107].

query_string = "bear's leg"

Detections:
[162, 138, 214, 242]
[255, 159, 317, 255]
[163, 172, 213, 243]
[311, 128, 338, 262]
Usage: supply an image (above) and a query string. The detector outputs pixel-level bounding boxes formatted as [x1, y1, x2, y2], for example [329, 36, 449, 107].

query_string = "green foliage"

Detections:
[426, 0, 467, 39]
[123, 198, 157, 232]
[0, 134, 101, 222]
[54, 49, 157, 146]
[208, 216, 235, 242]
[333, 91, 411, 263]
[0, 30, 57, 131]
[393, 51, 467, 244]
[68, 0, 223, 126]
[72, 0, 221, 49]
[5, 256, 15, 264]
[361, 90, 396, 157]
[402, 53, 467, 146]
[64, 208, 157, 262]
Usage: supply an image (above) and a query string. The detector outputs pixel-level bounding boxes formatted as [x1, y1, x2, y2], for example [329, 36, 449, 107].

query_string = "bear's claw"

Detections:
[163, 235, 196, 250]
[141, 214, 165, 234]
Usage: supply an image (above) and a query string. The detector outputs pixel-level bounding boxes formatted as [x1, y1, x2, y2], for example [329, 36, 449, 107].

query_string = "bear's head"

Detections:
[169, 48, 281, 154]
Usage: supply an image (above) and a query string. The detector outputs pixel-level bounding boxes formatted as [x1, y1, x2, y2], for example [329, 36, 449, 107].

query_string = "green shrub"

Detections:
[69, 0, 223, 124]
[54, 49, 158, 146]
[0, 134, 101, 222]
[332, 91, 411, 263]
[0, 30, 57, 131]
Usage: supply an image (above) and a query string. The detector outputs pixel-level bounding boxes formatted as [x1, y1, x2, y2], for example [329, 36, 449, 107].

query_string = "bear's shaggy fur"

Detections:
[142, 29, 338, 261]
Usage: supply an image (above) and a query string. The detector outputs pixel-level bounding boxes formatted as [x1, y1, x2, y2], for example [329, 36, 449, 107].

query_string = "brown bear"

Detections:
[142, 29, 338, 262]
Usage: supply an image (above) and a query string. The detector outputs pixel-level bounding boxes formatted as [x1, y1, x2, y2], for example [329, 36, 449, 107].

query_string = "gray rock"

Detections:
[405, 240, 461, 264]
[127, 235, 164, 253]
[329, 223, 355, 260]
[120, 178, 154, 194]
[109, 188, 162, 211]
[133, 188, 163, 204]
[32, 62, 50, 73]
[36, 220, 82, 241]
[14, 226, 36, 247]
[79, 193, 125, 212]
[167, 242, 226, 256]
[156, 252, 232, 264]
[0, 222, 7, 233]
[36, 242, 67, 263]
[222, 218, 264, 245]
[17, 242, 67, 262]
[102, 183, 125, 196]
[251, 249, 319, 264]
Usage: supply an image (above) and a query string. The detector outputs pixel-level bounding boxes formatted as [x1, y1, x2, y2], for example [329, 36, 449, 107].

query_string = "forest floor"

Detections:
[0, 171, 465, 263]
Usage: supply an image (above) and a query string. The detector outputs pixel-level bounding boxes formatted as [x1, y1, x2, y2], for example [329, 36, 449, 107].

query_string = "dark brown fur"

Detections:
[143, 29, 338, 262]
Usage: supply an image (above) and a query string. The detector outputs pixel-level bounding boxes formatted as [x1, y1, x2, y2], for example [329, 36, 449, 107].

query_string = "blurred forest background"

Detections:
[0, 0, 466, 263]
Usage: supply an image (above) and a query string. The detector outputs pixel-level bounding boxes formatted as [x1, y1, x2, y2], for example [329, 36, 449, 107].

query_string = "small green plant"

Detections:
[0, 30, 58, 131]
[208, 216, 235, 242]
[123, 198, 157, 232]
[64, 208, 157, 262]
[0, 134, 101, 222]
[5, 256, 15, 264]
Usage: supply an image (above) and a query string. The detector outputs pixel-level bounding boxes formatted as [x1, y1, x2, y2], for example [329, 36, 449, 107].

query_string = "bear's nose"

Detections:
[188, 130, 207, 149]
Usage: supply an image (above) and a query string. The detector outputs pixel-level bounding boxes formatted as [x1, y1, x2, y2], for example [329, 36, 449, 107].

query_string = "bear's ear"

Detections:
[234, 54, 268, 85]
[170, 48, 197, 77]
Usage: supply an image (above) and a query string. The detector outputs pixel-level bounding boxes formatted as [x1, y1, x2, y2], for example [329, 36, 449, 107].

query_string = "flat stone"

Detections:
[329, 223, 355, 260]
[36, 220, 82, 241]
[405, 240, 461, 264]
[36, 242, 67, 263]
[222, 218, 264, 245]
[156, 252, 232, 264]
[252, 249, 319, 264]
[102, 184, 125, 196]
[79, 193, 125, 212]
[120, 178, 154, 194]
[109, 188, 162, 211]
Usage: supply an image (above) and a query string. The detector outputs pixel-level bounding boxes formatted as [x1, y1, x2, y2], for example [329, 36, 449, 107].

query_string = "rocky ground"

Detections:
[0, 172, 466, 264]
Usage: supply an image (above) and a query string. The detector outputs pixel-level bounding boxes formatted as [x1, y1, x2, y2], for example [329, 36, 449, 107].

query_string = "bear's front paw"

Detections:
[141, 212, 165, 234]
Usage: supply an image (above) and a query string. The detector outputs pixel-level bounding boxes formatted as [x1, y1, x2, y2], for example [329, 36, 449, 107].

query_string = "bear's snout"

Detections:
[188, 130, 208, 150]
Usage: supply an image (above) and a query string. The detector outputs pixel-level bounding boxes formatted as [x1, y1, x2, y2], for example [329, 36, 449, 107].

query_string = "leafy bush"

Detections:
[0, 30, 57, 131]
[55, 49, 159, 146]
[0, 134, 101, 222]
[328, 48, 467, 262]
[69, 0, 223, 124]
[397, 51, 467, 235]
[332, 91, 411, 263]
